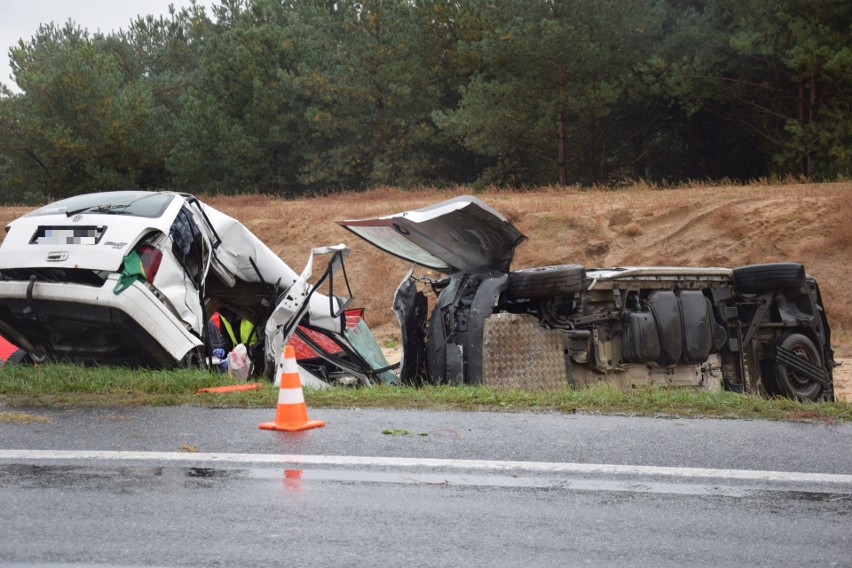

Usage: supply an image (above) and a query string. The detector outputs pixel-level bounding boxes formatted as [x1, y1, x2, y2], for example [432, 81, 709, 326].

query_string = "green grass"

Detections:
[0, 363, 849, 423]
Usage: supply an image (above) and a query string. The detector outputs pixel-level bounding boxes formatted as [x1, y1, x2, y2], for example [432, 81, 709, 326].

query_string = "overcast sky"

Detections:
[0, 0, 215, 92]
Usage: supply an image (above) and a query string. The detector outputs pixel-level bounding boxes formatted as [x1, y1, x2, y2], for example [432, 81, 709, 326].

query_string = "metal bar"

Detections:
[741, 292, 774, 348]
[775, 346, 828, 386]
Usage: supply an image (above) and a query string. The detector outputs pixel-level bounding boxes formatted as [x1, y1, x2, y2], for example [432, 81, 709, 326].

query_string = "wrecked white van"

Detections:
[339, 195, 837, 401]
[0, 191, 392, 384]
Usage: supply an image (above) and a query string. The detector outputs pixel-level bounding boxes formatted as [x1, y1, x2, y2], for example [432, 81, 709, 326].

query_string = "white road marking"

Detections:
[0, 449, 850, 485]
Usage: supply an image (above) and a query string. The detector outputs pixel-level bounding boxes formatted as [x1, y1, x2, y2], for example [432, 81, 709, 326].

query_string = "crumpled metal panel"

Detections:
[481, 313, 567, 389]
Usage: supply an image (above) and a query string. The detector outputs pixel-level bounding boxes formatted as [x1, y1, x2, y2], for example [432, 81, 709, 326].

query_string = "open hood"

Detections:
[337, 195, 526, 273]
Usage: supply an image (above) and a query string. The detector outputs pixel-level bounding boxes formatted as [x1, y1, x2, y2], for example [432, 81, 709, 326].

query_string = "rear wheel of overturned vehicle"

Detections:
[773, 333, 824, 402]
[507, 264, 586, 300]
[733, 263, 806, 294]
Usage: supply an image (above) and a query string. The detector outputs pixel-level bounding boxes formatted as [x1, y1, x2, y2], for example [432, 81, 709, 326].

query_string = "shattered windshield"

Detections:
[27, 191, 176, 219]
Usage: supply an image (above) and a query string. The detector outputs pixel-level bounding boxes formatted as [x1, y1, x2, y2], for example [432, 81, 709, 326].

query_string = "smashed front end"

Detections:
[339, 195, 525, 385]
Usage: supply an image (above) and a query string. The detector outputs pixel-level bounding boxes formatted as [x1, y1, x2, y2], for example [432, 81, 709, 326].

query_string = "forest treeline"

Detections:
[0, 0, 849, 203]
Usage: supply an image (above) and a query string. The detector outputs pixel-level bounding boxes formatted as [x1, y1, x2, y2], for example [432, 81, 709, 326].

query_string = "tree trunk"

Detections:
[557, 107, 567, 186]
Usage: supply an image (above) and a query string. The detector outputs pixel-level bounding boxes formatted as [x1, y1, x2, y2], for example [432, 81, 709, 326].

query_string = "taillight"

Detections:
[135, 244, 162, 283]
[344, 307, 365, 328]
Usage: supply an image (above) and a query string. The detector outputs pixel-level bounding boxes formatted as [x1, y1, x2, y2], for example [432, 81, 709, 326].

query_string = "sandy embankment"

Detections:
[834, 359, 851, 402]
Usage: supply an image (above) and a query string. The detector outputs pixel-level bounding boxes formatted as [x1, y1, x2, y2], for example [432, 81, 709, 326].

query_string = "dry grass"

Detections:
[623, 223, 644, 237]
[0, 181, 849, 354]
[821, 194, 852, 252]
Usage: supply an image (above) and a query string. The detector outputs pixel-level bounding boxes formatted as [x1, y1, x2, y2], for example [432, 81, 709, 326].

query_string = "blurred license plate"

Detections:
[30, 225, 106, 245]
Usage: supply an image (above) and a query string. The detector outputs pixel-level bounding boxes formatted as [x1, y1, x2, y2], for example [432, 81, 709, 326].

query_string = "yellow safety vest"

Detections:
[219, 314, 257, 347]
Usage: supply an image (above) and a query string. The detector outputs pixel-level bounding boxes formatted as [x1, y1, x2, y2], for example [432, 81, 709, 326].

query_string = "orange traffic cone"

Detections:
[259, 345, 325, 432]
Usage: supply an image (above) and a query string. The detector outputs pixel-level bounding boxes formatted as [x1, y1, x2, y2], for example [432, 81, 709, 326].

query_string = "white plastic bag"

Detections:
[227, 343, 252, 381]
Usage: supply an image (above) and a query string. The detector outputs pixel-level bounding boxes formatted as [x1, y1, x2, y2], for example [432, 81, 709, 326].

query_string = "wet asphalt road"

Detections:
[1, 407, 851, 567]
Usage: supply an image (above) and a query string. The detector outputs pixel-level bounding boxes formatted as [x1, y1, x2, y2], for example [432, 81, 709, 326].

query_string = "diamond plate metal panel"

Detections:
[481, 313, 568, 389]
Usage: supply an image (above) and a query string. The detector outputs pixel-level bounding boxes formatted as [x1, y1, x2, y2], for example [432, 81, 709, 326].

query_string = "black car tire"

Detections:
[774, 333, 824, 401]
[180, 346, 205, 369]
[5, 349, 31, 365]
[733, 262, 806, 293]
[507, 264, 586, 300]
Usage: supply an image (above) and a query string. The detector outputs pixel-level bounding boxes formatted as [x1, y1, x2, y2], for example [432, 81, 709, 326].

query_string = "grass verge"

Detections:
[0, 364, 849, 423]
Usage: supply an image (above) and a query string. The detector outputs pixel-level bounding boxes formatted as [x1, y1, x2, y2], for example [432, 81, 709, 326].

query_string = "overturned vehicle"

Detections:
[0, 191, 394, 385]
[339, 195, 836, 401]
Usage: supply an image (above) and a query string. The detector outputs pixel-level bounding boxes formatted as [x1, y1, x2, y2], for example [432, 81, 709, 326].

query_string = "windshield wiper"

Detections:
[65, 204, 131, 217]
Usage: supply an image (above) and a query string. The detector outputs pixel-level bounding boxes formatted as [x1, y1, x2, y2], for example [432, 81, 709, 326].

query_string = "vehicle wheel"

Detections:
[773, 333, 824, 401]
[5, 349, 31, 365]
[507, 264, 586, 300]
[179, 347, 205, 369]
[733, 263, 805, 293]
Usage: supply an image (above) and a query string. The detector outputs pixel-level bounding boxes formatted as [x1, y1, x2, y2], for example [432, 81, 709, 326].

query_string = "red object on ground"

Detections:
[197, 382, 264, 394]
[287, 308, 365, 360]
[0, 337, 17, 362]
